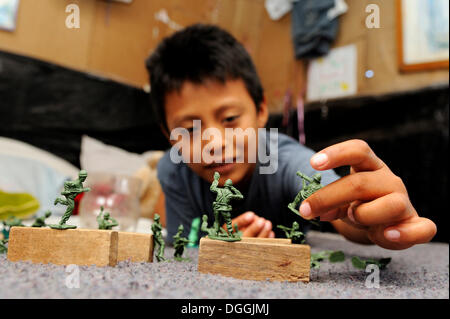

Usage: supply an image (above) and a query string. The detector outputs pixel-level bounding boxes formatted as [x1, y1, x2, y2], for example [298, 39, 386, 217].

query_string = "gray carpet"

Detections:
[0, 231, 448, 299]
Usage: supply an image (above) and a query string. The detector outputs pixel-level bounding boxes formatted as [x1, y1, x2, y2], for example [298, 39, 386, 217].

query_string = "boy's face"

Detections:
[165, 79, 268, 186]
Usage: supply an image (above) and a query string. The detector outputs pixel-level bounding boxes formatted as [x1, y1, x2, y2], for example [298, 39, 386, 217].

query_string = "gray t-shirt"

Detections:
[157, 131, 339, 243]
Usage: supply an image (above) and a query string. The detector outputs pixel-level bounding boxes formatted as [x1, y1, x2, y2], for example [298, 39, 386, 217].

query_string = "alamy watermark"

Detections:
[65, 264, 80, 289]
[65, 4, 80, 29]
[64, 264, 114, 289]
[365, 4, 380, 29]
[169, 121, 278, 174]
[365, 264, 380, 288]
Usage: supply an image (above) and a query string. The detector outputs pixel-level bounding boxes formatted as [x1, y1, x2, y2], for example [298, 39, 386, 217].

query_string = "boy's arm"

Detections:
[296, 139, 437, 250]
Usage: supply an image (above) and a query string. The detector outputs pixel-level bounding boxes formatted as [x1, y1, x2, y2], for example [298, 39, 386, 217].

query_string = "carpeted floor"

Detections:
[0, 231, 448, 299]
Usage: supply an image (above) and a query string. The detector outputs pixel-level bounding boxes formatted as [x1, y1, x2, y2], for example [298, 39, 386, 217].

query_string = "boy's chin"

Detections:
[195, 163, 255, 186]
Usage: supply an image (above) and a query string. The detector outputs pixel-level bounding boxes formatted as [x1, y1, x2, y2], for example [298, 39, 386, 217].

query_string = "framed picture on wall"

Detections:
[397, 0, 449, 72]
[0, 0, 19, 32]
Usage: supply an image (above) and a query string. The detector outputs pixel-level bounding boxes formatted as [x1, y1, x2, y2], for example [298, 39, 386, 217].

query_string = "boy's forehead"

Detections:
[165, 79, 254, 125]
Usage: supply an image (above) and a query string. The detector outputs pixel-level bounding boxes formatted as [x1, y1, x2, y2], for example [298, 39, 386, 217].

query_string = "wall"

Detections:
[0, 0, 302, 112]
[0, 0, 448, 112]
[332, 0, 448, 100]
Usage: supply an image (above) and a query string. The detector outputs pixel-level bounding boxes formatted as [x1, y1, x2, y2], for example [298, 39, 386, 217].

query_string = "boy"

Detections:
[146, 24, 436, 250]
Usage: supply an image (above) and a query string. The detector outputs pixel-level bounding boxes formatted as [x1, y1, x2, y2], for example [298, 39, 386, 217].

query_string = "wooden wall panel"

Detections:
[0, 0, 447, 112]
[0, 0, 95, 72]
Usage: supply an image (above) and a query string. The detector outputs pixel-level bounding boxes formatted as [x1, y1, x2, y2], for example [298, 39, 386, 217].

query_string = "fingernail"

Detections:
[265, 221, 272, 230]
[269, 232, 275, 238]
[257, 218, 265, 227]
[312, 153, 328, 167]
[245, 212, 254, 221]
[347, 205, 356, 223]
[300, 202, 311, 218]
[385, 229, 401, 241]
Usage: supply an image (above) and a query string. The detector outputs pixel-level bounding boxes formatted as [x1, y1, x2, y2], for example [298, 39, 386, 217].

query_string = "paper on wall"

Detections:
[306, 44, 357, 101]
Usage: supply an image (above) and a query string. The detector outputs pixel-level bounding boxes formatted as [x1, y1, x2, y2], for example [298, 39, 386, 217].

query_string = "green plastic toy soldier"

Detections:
[152, 213, 165, 262]
[201, 214, 220, 237]
[173, 225, 190, 261]
[97, 206, 119, 230]
[288, 171, 323, 217]
[3, 216, 25, 228]
[209, 172, 243, 241]
[277, 221, 305, 244]
[49, 170, 90, 230]
[31, 210, 52, 227]
[0, 239, 8, 254]
[2, 216, 25, 239]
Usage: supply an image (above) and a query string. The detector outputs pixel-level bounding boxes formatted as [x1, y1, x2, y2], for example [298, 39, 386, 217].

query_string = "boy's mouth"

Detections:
[205, 160, 236, 175]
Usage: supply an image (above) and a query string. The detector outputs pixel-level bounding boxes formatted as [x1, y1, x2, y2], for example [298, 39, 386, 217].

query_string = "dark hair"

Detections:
[145, 24, 264, 132]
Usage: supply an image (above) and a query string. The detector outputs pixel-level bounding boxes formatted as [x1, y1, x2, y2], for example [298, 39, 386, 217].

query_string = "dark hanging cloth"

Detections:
[291, 0, 340, 59]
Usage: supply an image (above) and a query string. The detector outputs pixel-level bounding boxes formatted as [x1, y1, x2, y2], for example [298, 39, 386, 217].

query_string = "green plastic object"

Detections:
[151, 214, 166, 262]
[310, 250, 345, 269]
[329, 251, 345, 263]
[201, 214, 225, 237]
[97, 206, 119, 230]
[351, 256, 392, 270]
[3, 216, 25, 228]
[0, 239, 8, 254]
[207, 172, 243, 242]
[31, 210, 51, 227]
[187, 217, 201, 248]
[2, 216, 25, 239]
[288, 171, 323, 226]
[277, 221, 305, 244]
[49, 170, 90, 230]
[0, 190, 40, 220]
[173, 224, 190, 261]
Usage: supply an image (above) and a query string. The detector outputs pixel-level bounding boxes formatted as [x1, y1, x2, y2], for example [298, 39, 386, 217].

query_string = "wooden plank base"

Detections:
[117, 232, 153, 263]
[240, 237, 291, 244]
[198, 237, 310, 282]
[7, 227, 118, 267]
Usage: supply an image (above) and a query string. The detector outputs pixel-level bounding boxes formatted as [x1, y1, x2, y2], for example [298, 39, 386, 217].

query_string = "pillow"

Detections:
[80, 135, 165, 218]
[0, 153, 70, 217]
[0, 137, 79, 179]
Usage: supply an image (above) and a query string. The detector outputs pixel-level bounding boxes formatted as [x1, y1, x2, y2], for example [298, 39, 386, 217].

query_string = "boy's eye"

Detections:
[223, 115, 239, 124]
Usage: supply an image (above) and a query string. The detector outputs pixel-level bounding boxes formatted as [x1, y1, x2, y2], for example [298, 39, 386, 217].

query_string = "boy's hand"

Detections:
[227, 212, 275, 238]
[298, 140, 437, 250]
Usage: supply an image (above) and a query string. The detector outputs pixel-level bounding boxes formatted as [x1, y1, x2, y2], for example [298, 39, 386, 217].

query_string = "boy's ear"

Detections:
[257, 96, 269, 128]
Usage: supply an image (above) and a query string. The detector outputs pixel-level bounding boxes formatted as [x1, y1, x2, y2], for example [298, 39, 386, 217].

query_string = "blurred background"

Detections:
[0, 0, 448, 241]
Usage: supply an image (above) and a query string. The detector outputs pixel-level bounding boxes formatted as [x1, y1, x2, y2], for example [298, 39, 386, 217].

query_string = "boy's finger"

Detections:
[242, 217, 266, 237]
[299, 171, 390, 219]
[383, 217, 437, 246]
[368, 217, 437, 250]
[318, 208, 342, 221]
[257, 220, 273, 238]
[232, 211, 256, 229]
[310, 139, 385, 173]
[350, 193, 414, 226]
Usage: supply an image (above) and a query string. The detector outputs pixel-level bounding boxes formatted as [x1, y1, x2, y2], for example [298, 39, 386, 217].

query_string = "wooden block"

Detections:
[198, 237, 310, 282]
[241, 237, 291, 244]
[7, 227, 118, 267]
[117, 232, 153, 263]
